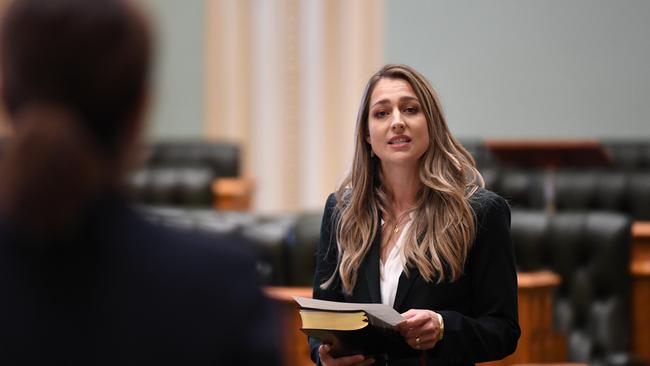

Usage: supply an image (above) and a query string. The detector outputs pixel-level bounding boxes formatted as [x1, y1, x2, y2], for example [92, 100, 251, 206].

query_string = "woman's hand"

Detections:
[318, 344, 375, 366]
[397, 309, 443, 351]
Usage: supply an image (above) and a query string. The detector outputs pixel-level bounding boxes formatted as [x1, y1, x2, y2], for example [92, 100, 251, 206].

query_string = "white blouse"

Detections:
[379, 218, 413, 308]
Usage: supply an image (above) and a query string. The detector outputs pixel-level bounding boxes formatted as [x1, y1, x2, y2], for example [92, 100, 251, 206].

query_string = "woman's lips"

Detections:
[388, 135, 411, 148]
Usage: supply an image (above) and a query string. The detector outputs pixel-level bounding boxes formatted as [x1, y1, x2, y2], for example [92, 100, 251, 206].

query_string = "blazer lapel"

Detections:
[393, 266, 420, 311]
[363, 234, 381, 303]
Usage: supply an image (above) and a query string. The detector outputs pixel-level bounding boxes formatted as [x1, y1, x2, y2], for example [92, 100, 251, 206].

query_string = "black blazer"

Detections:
[0, 195, 281, 365]
[310, 189, 520, 366]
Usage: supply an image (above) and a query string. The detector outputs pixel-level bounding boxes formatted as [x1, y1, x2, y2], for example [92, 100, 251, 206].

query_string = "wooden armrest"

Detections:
[517, 270, 561, 289]
[633, 221, 650, 240]
[211, 177, 254, 211]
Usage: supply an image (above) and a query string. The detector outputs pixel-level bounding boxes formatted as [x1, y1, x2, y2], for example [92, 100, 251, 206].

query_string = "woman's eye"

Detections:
[404, 106, 419, 114]
[373, 111, 388, 118]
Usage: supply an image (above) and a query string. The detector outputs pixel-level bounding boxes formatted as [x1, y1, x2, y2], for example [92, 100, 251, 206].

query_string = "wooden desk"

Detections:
[267, 271, 565, 366]
[511, 363, 587, 366]
[484, 139, 611, 214]
[265, 287, 313, 366]
[484, 140, 612, 168]
[631, 221, 650, 364]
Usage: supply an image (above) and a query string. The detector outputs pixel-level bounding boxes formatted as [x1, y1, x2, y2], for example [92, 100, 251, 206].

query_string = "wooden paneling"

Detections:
[631, 221, 650, 365]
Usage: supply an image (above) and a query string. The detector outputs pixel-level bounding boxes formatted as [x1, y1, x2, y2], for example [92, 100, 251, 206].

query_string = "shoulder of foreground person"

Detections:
[107, 204, 256, 266]
[107, 206, 283, 364]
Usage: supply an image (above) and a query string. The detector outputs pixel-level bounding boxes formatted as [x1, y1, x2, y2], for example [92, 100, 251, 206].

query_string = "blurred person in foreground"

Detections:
[310, 64, 520, 365]
[0, 0, 279, 364]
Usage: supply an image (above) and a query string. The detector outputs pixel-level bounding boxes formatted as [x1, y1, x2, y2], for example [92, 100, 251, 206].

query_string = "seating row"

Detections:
[141, 205, 638, 366]
[467, 140, 650, 171]
[126, 139, 650, 220]
[464, 140, 650, 219]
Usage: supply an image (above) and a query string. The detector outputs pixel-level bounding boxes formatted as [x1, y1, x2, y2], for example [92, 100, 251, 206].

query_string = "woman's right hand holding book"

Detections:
[318, 344, 375, 366]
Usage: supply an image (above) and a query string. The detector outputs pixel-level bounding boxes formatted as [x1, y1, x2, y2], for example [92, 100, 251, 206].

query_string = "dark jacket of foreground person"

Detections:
[0, 194, 281, 365]
[0, 0, 280, 363]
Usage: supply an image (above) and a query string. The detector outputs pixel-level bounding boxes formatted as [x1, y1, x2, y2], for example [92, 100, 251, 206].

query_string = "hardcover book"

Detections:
[294, 296, 416, 358]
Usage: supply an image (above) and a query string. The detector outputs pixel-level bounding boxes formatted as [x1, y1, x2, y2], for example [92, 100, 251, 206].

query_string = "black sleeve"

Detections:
[427, 194, 521, 363]
[228, 270, 283, 365]
[308, 193, 345, 364]
[216, 237, 284, 365]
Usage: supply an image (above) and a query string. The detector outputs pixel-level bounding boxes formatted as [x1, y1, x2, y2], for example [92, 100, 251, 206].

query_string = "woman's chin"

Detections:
[378, 155, 421, 169]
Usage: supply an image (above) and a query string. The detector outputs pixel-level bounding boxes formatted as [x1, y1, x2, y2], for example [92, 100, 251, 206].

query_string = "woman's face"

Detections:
[366, 77, 430, 169]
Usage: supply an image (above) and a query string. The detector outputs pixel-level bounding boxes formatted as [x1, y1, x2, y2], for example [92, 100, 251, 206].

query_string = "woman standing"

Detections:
[311, 64, 519, 366]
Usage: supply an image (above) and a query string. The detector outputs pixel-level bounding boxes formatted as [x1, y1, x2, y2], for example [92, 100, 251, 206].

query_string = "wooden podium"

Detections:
[484, 139, 611, 214]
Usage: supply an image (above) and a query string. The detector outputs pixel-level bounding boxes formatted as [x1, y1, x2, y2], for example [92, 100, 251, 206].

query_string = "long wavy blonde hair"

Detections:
[323, 64, 484, 295]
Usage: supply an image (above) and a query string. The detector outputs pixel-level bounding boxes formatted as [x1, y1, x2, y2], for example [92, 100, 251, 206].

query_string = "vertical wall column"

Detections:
[204, 0, 254, 171]
[205, 0, 384, 212]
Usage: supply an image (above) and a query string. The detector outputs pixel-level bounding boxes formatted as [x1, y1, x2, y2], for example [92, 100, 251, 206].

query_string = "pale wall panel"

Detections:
[205, 0, 384, 212]
[386, 0, 650, 139]
[140, 0, 204, 140]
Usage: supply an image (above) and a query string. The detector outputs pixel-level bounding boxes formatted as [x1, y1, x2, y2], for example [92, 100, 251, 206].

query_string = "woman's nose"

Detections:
[391, 113, 405, 132]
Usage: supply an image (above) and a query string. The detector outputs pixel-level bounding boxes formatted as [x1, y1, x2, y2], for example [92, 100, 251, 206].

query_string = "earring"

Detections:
[370, 149, 375, 158]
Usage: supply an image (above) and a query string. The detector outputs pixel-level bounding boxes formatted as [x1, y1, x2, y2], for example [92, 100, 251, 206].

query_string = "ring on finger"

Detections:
[415, 336, 421, 348]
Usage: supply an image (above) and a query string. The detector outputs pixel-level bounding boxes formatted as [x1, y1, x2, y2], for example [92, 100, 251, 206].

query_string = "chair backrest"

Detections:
[511, 209, 632, 364]
[129, 141, 240, 207]
[461, 139, 650, 220]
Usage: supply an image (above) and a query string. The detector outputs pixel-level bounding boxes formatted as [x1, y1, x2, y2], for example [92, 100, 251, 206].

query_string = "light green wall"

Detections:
[139, 0, 205, 140]
[137, 1, 650, 141]
[386, 0, 650, 139]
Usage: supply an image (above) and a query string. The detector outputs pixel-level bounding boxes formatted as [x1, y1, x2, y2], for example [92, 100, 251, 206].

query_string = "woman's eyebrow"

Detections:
[399, 96, 419, 103]
[370, 99, 391, 109]
[370, 96, 418, 109]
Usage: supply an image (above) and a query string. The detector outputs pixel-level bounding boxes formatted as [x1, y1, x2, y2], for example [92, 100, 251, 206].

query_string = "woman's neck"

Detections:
[380, 161, 421, 216]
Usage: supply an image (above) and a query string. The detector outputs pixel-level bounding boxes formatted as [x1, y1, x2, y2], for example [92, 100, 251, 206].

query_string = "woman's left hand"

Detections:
[396, 309, 443, 351]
